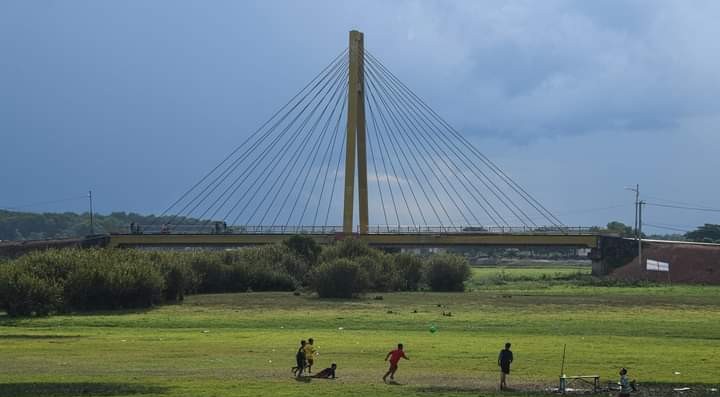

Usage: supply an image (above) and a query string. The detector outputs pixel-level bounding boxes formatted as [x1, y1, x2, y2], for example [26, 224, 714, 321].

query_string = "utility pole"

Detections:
[342, 30, 369, 235]
[625, 184, 642, 266]
[633, 183, 639, 238]
[638, 199, 644, 267]
[88, 190, 95, 235]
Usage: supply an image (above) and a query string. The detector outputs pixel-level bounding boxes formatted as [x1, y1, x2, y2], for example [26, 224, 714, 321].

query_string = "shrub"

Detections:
[311, 258, 369, 298]
[248, 268, 296, 291]
[394, 253, 425, 291]
[189, 254, 230, 293]
[0, 265, 62, 316]
[358, 254, 402, 292]
[63, 258, 164, 310]
[425, 254, 471, 292]
[321, 239, 379, 262]
[283, 235, 321, 265]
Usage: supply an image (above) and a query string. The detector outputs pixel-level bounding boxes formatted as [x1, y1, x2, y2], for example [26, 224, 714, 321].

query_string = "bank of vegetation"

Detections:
[0, 236, 471, 317]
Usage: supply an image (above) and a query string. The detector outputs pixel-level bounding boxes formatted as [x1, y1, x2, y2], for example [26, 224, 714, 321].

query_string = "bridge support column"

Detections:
[343, 30, 369, 235]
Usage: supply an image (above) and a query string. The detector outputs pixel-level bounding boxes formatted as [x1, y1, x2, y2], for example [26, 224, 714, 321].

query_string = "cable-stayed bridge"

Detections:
[111, 31, 613, 261]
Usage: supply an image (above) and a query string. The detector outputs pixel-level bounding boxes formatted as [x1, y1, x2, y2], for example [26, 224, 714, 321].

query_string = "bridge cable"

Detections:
[368, 69, 462, 228]
[323, 120, 347, 228]
[364, 58, 505, 227]
[280, 79, 349, 227]
[169, 55, 348, 230]
[366, 63, 482, 227]
[257, 68, 349, 227]
[158, 49, 347, 228]
[299, 87, 348, 230]
[368, 56, 532, 226]
[368, 78, 446, 228]
[366, 97, 392, 231]
[366, 90, 403, 228]
[206, 59, 347, 226]
[192, 59, 349, 230]
[366, 78, 442, 228]
[312, 99, 346, 229]
[231, 65, 349, 226]
[366, 51, 565, 229]
[365, 78, 427, 228]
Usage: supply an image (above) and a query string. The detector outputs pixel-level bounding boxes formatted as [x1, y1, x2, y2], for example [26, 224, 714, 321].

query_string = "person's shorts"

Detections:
[307, 358, 314, 365]
[389, 362, 399, 371]
[296, 358, 305, 368]
[500, 363, 511, 374]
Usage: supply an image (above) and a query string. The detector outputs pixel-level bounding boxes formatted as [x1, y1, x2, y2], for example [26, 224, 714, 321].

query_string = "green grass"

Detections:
[1, 266, 719, 396]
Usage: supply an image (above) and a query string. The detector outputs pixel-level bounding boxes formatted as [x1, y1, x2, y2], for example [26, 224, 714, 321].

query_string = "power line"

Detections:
[644, 195, 718, 210]
[642, 223, 689, 233]
[646, 202, 720, 213]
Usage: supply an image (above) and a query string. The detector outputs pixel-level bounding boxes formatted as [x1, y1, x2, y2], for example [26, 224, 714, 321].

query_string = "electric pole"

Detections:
[638, 199, 644, 267]
[88, 190, 95, 235]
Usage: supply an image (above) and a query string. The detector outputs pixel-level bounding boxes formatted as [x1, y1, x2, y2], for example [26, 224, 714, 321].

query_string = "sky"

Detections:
[1, 0, 719, 232]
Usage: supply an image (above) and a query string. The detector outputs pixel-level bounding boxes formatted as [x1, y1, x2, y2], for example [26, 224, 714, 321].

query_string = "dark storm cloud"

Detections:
[0, 0, 718, 229]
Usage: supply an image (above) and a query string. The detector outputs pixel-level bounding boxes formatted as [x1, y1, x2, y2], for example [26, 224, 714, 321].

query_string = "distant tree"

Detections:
[605, 221, 634, 237]
[685, 224, 720, 243]
[0, 210, 208, 241]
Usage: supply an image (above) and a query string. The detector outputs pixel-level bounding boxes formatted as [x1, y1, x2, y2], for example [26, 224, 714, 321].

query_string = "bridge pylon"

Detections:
[343, 30, 369, 235]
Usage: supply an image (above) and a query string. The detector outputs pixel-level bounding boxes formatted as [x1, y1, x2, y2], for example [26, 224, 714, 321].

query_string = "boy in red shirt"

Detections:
[383, 343, 409, 383]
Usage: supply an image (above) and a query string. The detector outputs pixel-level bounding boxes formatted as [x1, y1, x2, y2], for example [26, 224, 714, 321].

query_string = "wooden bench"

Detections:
[559, 375, 600, 394]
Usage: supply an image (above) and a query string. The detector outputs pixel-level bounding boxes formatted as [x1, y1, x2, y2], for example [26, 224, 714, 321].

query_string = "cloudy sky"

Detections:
[1, 1, 719, 232]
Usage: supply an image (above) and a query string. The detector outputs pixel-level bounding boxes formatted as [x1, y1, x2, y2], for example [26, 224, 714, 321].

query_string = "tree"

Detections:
[605, 221, 634, 237]
[685, 224, 720, 243]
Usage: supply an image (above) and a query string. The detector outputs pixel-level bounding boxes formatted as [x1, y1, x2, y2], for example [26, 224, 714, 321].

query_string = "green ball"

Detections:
[429, 325, 437, 333]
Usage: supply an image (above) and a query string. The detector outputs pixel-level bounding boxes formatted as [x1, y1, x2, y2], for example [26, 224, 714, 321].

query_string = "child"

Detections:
[304, 338, 317, 373]
[311, 362, 337, 379]
[498, 342, 513, 390]
[291, 340, 307, 377]
[383, 343, 409, 383]
[618, 368, 633, 397]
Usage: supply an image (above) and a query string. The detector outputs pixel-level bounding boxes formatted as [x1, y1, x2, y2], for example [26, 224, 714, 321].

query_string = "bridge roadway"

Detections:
[107, 232, 601, 249]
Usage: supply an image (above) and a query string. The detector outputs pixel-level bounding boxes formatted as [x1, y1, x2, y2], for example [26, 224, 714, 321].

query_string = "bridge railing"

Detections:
[122, 224, 597, 235]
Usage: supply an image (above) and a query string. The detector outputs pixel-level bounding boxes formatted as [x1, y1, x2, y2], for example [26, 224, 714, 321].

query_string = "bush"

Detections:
[0, 265, 62, 316]
[321, 239, 379, 262]
[63, 258, 164, 310]
[311, 258, 369, 298]
[394, 253, 425, 291]
[425, 254, 471, 292]
[283, 235, 321, 265]
[358, 254, 403, 292]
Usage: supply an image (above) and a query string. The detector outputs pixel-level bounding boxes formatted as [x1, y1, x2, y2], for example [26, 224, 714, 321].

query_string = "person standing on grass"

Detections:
[304, 338, 317, 373]
[498, 342, 513, 390]
[291, 340, 307, 377]
[382, 343, 409, 383]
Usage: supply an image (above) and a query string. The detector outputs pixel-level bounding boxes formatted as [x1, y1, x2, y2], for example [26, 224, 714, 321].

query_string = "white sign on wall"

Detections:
[646, 259, 670, 272]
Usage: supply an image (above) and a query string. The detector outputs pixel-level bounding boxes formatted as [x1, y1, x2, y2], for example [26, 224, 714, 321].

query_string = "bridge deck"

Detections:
[108, 233, 600, 248]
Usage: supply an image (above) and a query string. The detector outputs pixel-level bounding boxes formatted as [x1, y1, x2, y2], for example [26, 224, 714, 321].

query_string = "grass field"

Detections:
[1, 266, 719, 397]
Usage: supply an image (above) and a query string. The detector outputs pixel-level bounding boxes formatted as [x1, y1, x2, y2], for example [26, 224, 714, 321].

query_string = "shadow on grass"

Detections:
[0, 334, 83, 340]
[0, 382, 169, 397]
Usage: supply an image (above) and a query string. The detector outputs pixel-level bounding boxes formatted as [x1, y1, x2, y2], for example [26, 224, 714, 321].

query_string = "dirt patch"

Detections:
[611, 242, 720, 284]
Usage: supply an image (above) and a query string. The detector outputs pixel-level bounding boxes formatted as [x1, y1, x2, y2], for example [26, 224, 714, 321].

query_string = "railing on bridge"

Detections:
[124, 224, 597, 235]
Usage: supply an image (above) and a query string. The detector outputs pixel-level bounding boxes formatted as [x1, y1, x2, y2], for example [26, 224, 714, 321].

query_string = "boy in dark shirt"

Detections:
[291, 340, 307, 377]
[311, 363, 337, 379]
[498, 342, 513, 390]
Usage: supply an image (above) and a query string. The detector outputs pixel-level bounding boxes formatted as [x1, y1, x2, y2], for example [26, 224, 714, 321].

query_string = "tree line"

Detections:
[1, 209, 718, 244]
